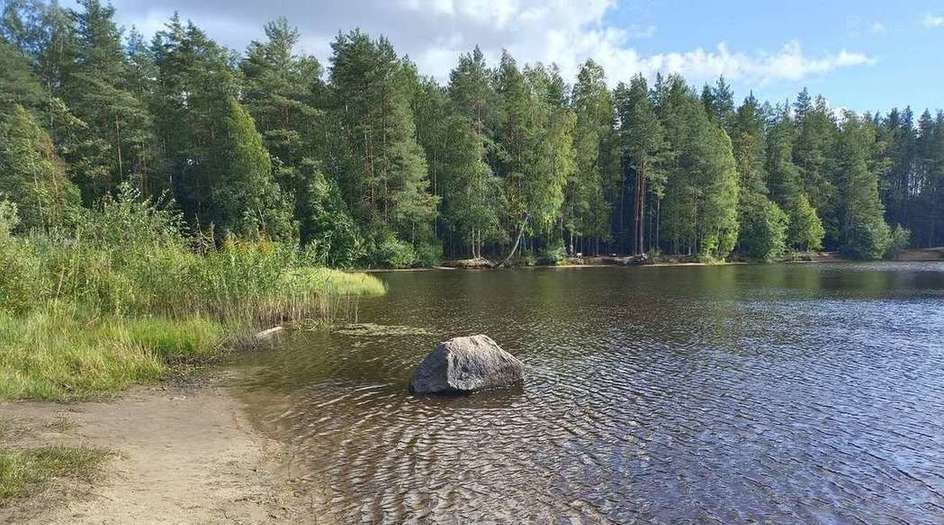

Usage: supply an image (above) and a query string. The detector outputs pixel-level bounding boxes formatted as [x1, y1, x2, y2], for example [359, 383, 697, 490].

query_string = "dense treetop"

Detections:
[1, 1, 940, 266]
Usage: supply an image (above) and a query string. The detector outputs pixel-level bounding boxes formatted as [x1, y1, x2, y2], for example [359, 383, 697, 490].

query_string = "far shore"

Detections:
[363, 248, 943, 273]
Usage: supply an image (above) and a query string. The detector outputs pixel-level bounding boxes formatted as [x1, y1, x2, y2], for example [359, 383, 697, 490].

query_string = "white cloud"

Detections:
[923, 14, 944, 28]
[108, 0, 873, 87]
[870, 22, 886, 34]
[381, 0, 872, 86]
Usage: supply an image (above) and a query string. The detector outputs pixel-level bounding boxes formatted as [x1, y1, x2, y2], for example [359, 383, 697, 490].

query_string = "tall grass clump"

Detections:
[0, 186, 384, 400]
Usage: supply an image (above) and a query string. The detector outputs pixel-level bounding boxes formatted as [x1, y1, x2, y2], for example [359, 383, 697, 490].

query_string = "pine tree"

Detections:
[0, 104, 79, 230]
[439, 50, 503, 258]
[210, 97, 294, 239]
[658, 75, 738, 258]
[618, 74, 667, 255]
[835, 112, 891, 259]
[878, 107, 916, 230]
[59, 0, 155, 203]
[327, 30, 439, 266]
[793, 94, 839, 245]
[568, 60, 614, 254]
[702, 76, 735, 132]
[731, 94, 767, 197]
[150, 16, 239, 225]
[0, 39, 46, 113]
[240, 19, 356, 253]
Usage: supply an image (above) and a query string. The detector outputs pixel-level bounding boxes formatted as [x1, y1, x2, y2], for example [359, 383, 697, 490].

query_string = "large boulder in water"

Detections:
[409, 335, 523, 394]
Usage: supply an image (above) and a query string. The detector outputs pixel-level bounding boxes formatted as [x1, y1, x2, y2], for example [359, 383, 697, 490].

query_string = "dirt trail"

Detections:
[0, 377, 321, 525]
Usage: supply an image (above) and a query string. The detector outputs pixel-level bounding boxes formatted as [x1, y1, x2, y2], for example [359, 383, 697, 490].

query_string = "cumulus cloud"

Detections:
[106, 0, 873, 86]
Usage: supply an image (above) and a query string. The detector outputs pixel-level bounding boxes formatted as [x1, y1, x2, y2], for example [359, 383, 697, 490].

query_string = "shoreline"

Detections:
[0, 373, 311, 524]
[361, 249, 943, 273]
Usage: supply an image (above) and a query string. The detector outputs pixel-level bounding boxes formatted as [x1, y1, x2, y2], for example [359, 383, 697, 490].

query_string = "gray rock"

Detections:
[409, 335, 523, 394]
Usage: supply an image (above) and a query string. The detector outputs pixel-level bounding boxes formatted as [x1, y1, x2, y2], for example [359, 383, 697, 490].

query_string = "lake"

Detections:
[234, 262, 944, 524]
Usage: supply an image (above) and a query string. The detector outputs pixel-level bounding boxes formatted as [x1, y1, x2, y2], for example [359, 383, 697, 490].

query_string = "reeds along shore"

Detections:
[0, 188, 385, 401]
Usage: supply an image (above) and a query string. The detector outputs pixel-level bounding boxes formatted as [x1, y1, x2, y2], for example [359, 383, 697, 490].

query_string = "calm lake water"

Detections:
[234, 262, 944, 524]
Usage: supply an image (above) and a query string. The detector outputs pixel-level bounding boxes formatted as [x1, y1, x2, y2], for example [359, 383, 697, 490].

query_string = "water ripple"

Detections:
[235, 262, 944, 524]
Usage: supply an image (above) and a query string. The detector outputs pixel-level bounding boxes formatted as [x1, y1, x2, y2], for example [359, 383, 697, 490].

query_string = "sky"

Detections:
[83, 0, 944, 114]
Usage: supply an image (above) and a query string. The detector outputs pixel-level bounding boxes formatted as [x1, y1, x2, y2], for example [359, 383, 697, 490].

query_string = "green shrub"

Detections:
[841, 219, 892, 260]
[412, 240, 442, 267]
[885, 224, 911, 259]
[0, 202, 46, 314]
[738, 195, 789, 260]
[537, 240, 566, 265]
[788, 194, 825, 252]
[372, 234, 416, 268]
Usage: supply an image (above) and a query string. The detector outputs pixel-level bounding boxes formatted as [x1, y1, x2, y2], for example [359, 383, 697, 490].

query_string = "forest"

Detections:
[1, 0, 942, 268]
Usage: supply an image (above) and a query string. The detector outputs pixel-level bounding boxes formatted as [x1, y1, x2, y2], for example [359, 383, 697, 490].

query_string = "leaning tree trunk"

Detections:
[497, 214, 529, 268]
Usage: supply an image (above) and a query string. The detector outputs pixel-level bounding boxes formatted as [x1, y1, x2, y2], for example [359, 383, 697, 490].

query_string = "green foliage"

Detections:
[0, 199, 17, 237]
[886, 224, 911, 259]
[739, 194, 788, 260]
[617, 74, 668, 254]
[537, 239, 567, 266]
[370, 233, 417, 268]
[0, 40, 46, 113]
[0, 105, 80, 230]
[1, 1, 943, 275]
[787, 193, 825, 251]
[793, 96, 839, 245]
[657, 76, 739, 259]
[123, 317, 223, 360]
[327, 30, 439, 266]
[211, 97, 295, 240]
[836, 113, 892, 260]
[568, 60, 615, 243]
[296, 169, 364, 267]
[842, 220, 891, 260]
[0, 188, 385, 399]
[60, 0, 154, 203]
[0, 200, 45, 314]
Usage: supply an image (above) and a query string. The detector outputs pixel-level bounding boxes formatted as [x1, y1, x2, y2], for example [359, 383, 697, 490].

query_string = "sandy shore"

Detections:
[0, 375, 316, 525]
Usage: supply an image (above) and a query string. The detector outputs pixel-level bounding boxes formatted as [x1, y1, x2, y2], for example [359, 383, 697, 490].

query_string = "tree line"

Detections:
[1, 0, 942, 267]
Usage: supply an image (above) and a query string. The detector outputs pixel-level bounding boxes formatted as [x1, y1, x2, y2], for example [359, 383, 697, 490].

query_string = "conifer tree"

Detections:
[619, 75, 667, 255]
[0, 104, 79, 230]
[209, 97, 294, 239]
[835, 112, 891, 259]
[328, 30, 439, 266]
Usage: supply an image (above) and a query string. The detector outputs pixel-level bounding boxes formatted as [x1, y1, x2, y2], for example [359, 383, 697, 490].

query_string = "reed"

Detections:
[0, 188, 385, 400]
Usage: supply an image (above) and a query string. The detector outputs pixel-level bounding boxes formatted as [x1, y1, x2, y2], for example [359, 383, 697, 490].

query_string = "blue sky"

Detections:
[608, 1, 944, 113]
[93, 0, 944, 114]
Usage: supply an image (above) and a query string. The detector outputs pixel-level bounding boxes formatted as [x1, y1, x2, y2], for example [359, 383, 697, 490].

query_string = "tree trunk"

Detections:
[497, 214, 529, 268]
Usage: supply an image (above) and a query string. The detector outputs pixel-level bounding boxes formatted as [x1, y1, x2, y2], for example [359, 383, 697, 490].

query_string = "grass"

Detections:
[0, 190, 386, 401]
[0, 307, 165, 400]
[0, 446, 106, 505]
